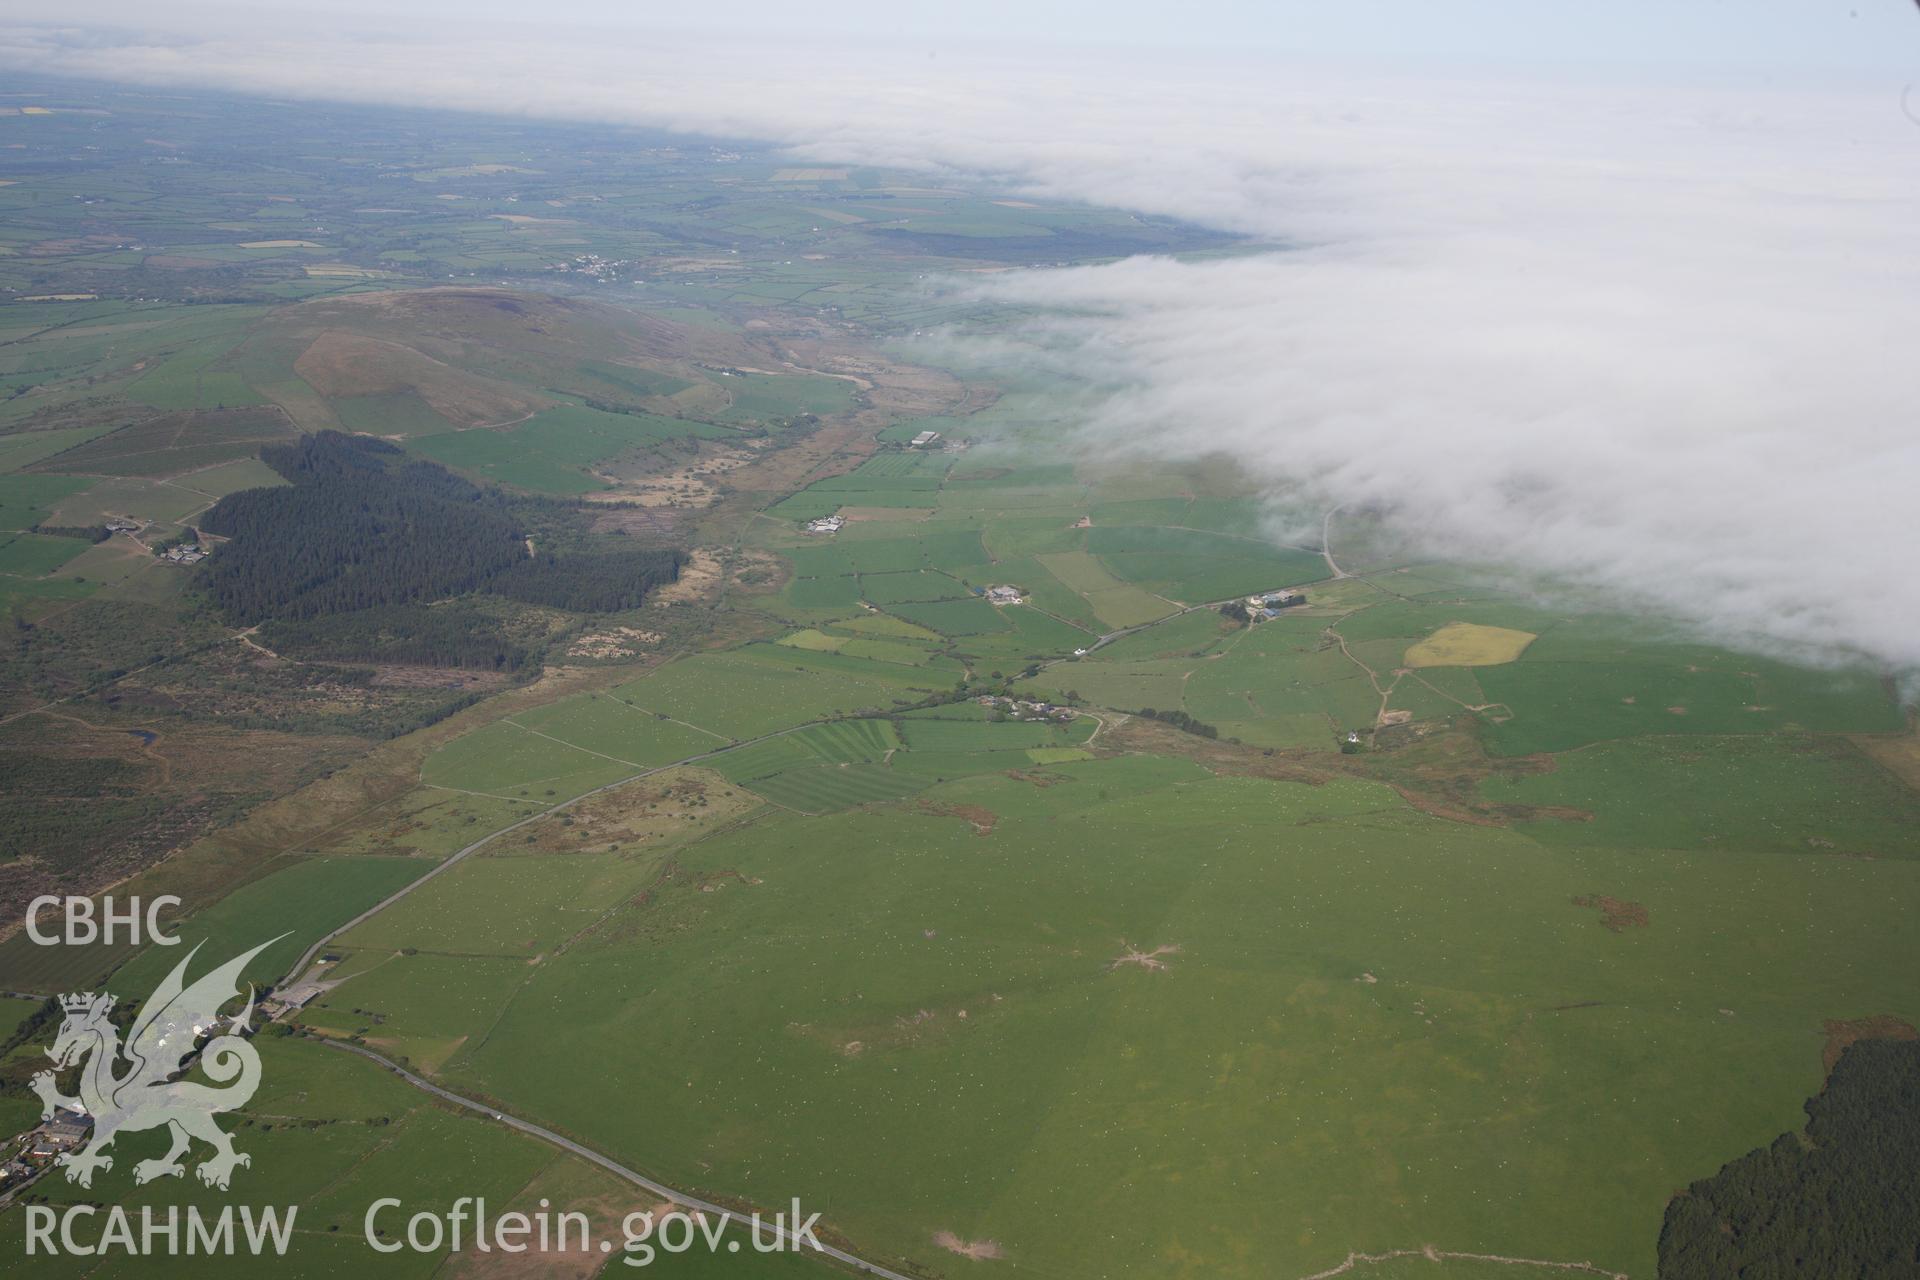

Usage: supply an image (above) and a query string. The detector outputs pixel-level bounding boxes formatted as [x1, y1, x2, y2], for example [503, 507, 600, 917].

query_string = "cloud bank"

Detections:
[4, 20, 1917, 670]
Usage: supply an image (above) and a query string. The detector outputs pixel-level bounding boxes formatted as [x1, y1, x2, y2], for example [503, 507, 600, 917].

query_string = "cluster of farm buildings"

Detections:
[1243, 588, 1305, 620]
[99, 514, 211, 564]
[976, 695, 1074, 723]
[1, 1107, 91, 1198]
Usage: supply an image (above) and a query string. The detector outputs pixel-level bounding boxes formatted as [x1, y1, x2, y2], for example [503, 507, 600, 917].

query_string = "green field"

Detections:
[512, 692, 732, 764]
[336, 849, 667, 957]
[715, 371, 858, 423]
[885, 597, 1011, 635]
[0, 473, 92, 525]
[1036, 550, 1179, 628]
[743, 761, 925, 811]
[1483, 735, 1920, 857]
[419, 718, 639, 800]
[110, 854, 427, 992]
[3, 80, 1915, 1280]
[412, 404, 731, 493]
[344, 756, 1918, 1279]
[0, 1033, 642, 1276]
[611, 646, 955, 740]
[29, 408, 296, 478]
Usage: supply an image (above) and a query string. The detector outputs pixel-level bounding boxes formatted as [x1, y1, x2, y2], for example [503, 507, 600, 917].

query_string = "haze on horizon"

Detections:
[4, 2, 1918, 672]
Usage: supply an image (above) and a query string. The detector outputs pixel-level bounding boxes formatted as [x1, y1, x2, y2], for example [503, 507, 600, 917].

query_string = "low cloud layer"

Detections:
[5, 21, 1917, 669]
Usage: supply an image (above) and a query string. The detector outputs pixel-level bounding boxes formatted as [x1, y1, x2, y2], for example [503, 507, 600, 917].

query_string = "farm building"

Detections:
[264, 978, 331, 1018]
[978, 694, 1073, 723]
[985, 585, 1024, 605]
[1242, 588, 1306, 620]
[804, 515, 845, 535]
[28, 1110, 91, 1158]
[909, 430, 942, 447]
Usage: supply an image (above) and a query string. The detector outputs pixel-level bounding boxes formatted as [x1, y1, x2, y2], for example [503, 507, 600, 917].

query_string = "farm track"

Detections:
[1328, 627, 1401, 735]
[1295, 1247, 1627, 1280]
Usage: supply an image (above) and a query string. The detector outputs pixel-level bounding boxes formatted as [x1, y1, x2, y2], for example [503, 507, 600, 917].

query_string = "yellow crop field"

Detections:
[1404, 622, 1538, 667]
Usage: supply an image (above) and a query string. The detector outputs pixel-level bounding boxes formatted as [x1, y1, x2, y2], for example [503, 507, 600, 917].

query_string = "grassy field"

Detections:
[336, 849, 669, 957]
[5, 82, 1917, 1280]
[351, 755, 1918, 1279]
[1483, 734, 1920, 857]
[108, 854, 427, 992]
[0, 1033, 635, 1276]
[1036, 550, 1178, 629]
[610, 647, 955, 740]
[411, 404, 732, 493]
[743, 762, 925, 811]
[0, 473, 92, 525]
[28, 408, 296, 478]
[419, 719, 640, 800]
[513, 692, 732, 763]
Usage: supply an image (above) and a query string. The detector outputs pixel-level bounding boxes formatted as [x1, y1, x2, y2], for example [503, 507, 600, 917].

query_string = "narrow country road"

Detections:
[282, 709, 918, 986]
[326, 1041, 921, 1280]
[274, 495, 1346, 1279]
[1321, 505, 1349, 580]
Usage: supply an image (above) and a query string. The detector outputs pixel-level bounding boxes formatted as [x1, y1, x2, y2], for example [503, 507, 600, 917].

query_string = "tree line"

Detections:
[257, 602, 538, 672]
[1133, 707, 1222, 739]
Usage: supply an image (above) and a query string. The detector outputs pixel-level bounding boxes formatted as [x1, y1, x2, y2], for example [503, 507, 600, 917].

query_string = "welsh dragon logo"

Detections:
[30, 937, 283, 1191]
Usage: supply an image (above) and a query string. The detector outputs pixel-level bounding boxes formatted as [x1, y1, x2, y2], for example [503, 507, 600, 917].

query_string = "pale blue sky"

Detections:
[622, 0, 1920, 72]
[24, 0, 1920, 74]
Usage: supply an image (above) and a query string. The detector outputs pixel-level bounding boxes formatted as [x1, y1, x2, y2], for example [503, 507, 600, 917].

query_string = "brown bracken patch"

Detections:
[1107, 712, 1595, 830]
[1572, 894, 1649, 932]
[510, 765, 761, 856]
[917, 800, 998, 835]
[1821, 1014, 1918, 1076]
[1851, 727, 1920, 794]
